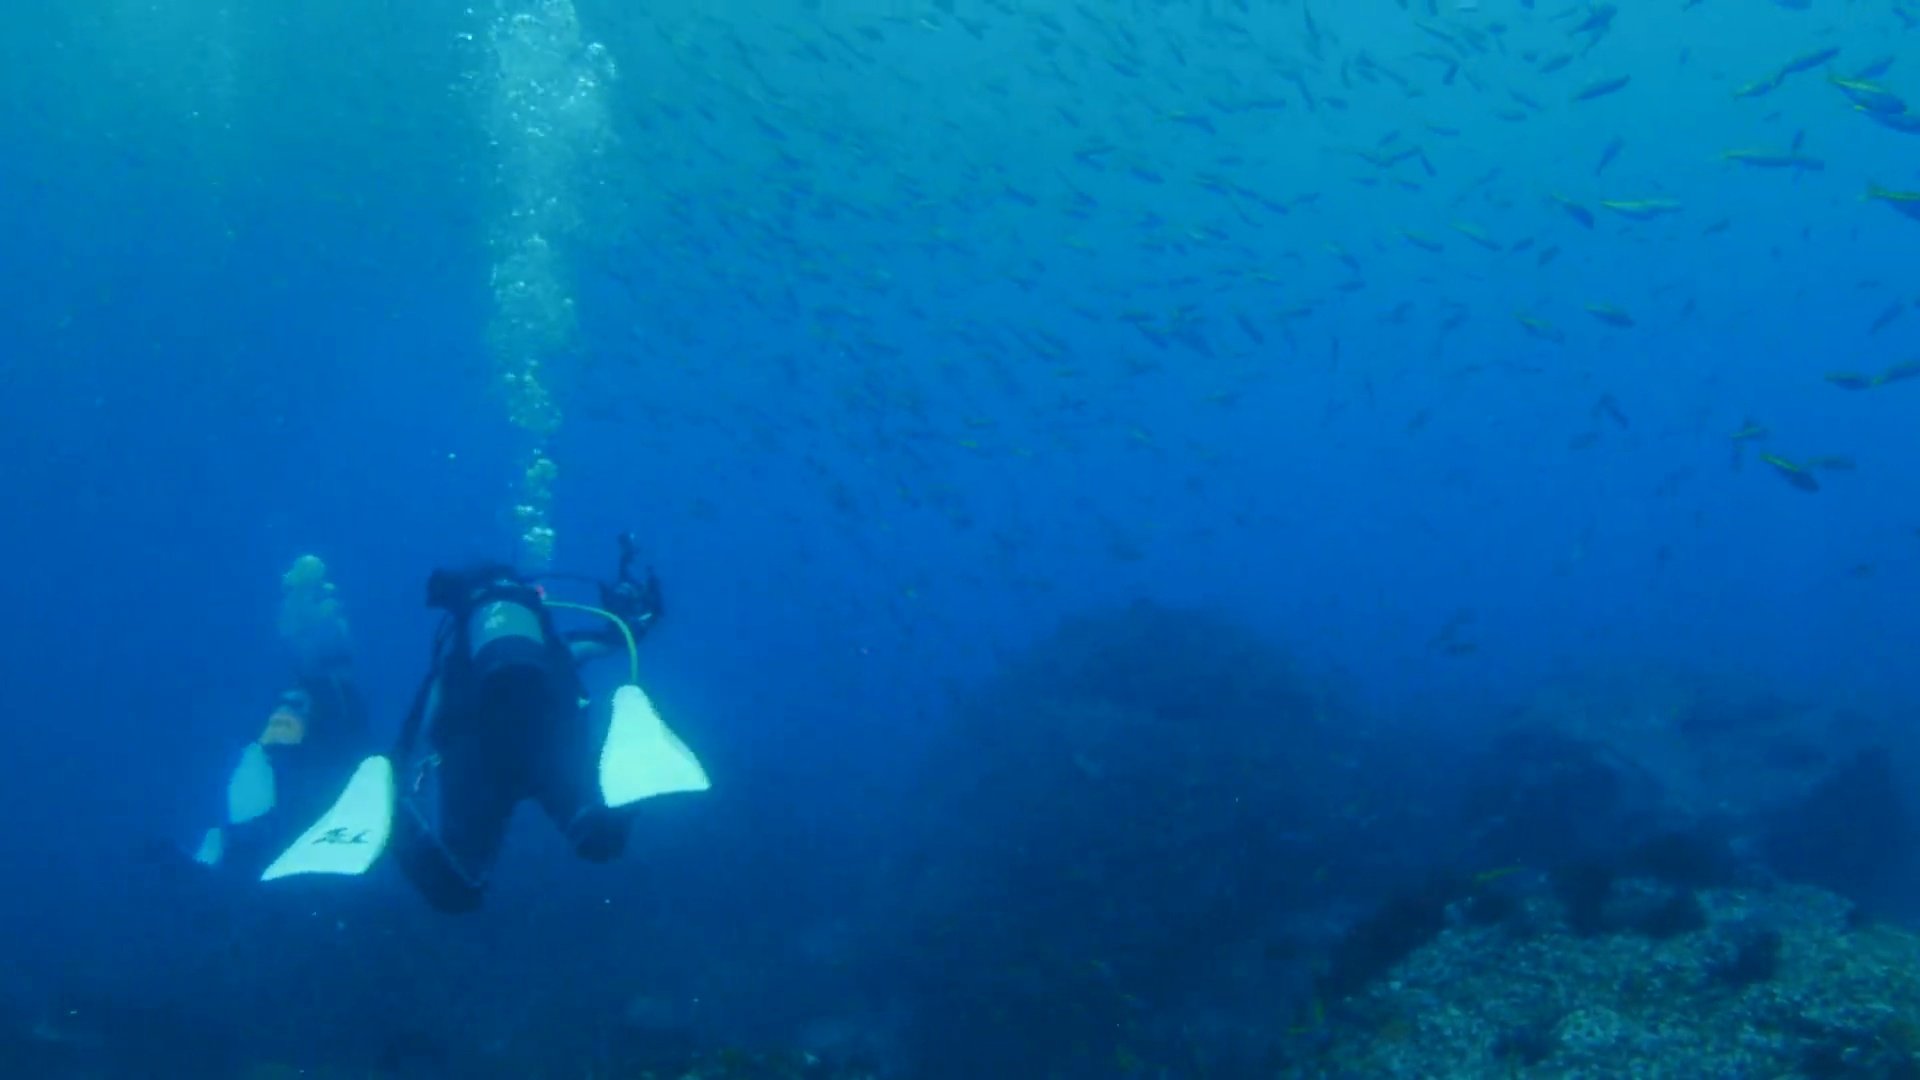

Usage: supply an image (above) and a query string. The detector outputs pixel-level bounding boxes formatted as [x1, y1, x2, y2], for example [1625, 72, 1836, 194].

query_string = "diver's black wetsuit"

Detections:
[273, 672, 375, 822]
[391, 562, 659, 913]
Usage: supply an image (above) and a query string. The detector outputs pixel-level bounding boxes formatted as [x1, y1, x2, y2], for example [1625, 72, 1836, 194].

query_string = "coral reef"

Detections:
[892, 602, 1449, 1077]
[1304, 882, 1920, 1078]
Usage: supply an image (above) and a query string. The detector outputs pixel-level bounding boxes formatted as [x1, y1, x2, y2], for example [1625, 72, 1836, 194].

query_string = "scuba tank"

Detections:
[425, 566, 582, 732]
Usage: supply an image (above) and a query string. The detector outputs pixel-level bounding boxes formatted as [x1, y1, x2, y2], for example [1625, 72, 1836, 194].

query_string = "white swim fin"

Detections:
[598, 684, 710, 809]
[260, 756, 395, 881]
[193, 826, 224, 867]
[226, 742, 276, 825]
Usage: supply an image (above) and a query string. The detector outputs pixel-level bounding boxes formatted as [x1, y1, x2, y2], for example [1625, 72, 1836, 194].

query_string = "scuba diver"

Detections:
[196, 555, 374, 875]
[256, 533, 711, 913]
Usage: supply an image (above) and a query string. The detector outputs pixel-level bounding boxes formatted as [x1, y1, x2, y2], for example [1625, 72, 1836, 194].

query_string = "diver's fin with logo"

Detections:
[260, 756, 395, 881]
[598, 684, 710, 808]
[226, 742, 276, 825]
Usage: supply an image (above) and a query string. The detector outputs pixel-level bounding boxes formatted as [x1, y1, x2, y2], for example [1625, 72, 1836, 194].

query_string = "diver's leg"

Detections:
[393, 711, 516, 912]
[532, 701, 631, 863]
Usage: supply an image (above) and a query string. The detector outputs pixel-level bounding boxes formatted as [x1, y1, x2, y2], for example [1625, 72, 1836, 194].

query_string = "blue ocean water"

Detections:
[2, 0, 1917, 1076]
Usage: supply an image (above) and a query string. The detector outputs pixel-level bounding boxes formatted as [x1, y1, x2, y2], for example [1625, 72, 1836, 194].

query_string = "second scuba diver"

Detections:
[228, 535, 710, 913]
[196, 555, 372, 875]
